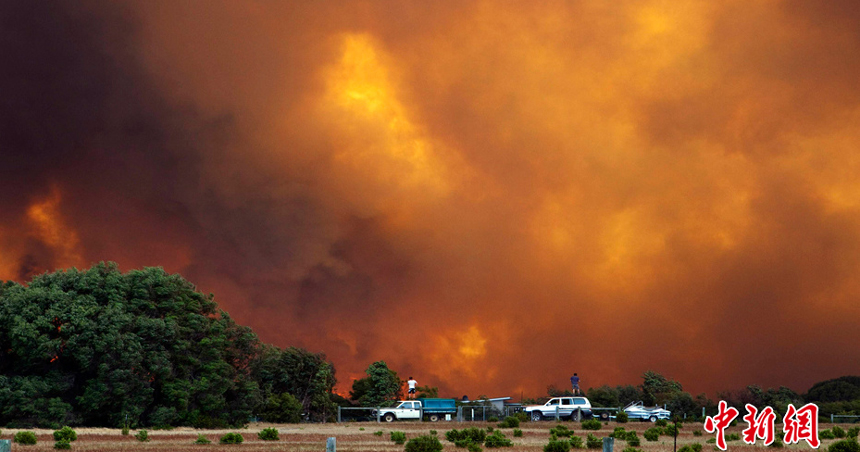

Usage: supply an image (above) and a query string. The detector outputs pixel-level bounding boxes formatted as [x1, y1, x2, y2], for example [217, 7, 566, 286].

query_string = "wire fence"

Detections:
[831, 415, 860, 423]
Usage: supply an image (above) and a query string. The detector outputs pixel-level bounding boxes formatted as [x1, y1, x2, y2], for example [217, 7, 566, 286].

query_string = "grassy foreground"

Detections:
[0, 421, 843, 451]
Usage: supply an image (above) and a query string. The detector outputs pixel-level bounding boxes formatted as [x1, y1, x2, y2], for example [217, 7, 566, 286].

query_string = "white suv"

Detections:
[524, 397, 593, 421]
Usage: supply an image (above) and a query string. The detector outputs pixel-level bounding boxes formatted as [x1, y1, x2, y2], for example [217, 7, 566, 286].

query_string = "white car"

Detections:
[623, 401, 671, 422]
[524, 397, 593, 421]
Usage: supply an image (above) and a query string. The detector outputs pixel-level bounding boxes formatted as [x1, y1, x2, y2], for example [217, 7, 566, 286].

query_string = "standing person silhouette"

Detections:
[571, 373, 581, 395]
[407, 377, 417, 399]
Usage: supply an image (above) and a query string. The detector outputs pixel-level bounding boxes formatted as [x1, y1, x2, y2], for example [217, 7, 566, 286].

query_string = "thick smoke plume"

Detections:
[2, 0, 860, 398]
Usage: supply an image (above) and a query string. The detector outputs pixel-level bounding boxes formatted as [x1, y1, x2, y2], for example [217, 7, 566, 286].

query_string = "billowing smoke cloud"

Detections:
[3, 0, 860, 398]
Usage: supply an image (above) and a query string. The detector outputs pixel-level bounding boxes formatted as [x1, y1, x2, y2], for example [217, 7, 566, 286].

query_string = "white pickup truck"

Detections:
[371, 399, 457, 422]
[524, 396, 593, 421]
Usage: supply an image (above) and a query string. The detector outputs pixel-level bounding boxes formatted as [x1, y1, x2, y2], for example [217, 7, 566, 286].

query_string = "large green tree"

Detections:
[0, 263, 336, 427]
[640, 370, 683, 406]
[350, 361, 402, 407]
[252, 345, 337, 422]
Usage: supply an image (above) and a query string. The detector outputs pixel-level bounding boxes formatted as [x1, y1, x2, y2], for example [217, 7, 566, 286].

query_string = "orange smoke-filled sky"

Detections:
[2, 0, 859, 399]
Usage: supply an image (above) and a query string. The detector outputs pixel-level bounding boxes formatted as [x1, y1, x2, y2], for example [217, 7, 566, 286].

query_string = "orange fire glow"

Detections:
[4, 0, 860, 399]
[26, 187, 83, 270]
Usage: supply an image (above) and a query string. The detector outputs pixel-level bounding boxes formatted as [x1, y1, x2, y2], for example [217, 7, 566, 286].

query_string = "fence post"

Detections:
[0, 439, 10, 452]
[831, 414, 834, 423]
[337, 406, 341, 423]
[377, 407, 381, 423]
[603, 437, 614, 452]
[555, 405, 560, 421]
[420, 406, 424, 422]
[327, 437, 336, 452]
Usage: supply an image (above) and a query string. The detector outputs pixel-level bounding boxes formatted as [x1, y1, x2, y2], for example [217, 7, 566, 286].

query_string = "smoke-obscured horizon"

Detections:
[2, 0, 859, 398]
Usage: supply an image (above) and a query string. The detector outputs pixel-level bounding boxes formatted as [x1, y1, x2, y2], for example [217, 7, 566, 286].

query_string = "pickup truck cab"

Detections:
[524, 397, 593, 421]
[372, 398, 457, 422]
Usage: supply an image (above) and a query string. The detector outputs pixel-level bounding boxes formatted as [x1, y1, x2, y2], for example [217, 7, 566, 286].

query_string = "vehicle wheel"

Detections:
[570, 411, 580, 422]
[384, 413, 396, 422]
[649, 415, 657, 423]
[600, 412, 610, 421]
[531, 411, 542, 422]
[429, 414, 440, 422]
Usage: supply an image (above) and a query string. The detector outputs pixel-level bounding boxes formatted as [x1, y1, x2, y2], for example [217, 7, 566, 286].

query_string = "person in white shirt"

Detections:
[407, 377, 417, 399]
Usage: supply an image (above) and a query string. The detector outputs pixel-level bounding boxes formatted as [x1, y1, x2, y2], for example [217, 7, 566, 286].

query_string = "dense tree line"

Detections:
[2, 264, 858, 427]
[552, 371, 860, 420]
[0, 263, 336, 428]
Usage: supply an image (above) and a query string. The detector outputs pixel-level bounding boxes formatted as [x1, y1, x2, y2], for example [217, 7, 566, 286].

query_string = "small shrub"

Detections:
[644, 428, 660, 441]
[625, 431, 637, 441]
[485, 430, 512, 448]
[821, 430, 836, 440]
[467, 442, 483, 452]
[391, 431, 407, 445]
[835, 427, 848, 439]
[610, 427, 627, 439]
[655, 419, 668, 427]
[706, 438, 716, 444]
[551, 424, 574, 437]
[569, 436, 584, 449]
[447, 428, 487, 444]
[545, 439, 571, 452]
[829, 439, 860, 452]
[616, 411, 629, 423]
[374, 431, 384, 436]
[678, 444, 703, 452]
[487, 427, 495, 433]
[514, 412, 531, 423]
[726, 433, 741, 442]
[848, 427, 860, 439]
[430, 430, 437, 435]
[622, 448, 640, 452]
[489, 416, 500, 422]
[405, 435, 444, 452]
[15, 431, 38, 445]
[194, 434, 212, 444]
[514, 429, 523, 437]
[135, 430, 149, 442]
[54, 440, 71, 450]
[693, 430, 702, 436]
[628, 437, 640, 447]
[360, 427, 365, 431]
[769, 438, 784, 448]
[586, 434, 602, 449]
[258, 427, 279, 441]
[581, 419, 602, 431]
[121, 426, 130, 436]
[219, 433, 244, 444]
[664, 424, 681, 436]
[53, 426, 77, 442]
[498, 416, 520, 429]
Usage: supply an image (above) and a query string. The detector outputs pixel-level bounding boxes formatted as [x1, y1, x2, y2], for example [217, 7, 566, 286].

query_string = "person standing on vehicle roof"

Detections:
[407, 377, 417, 399]
[571, 373, 581, 395]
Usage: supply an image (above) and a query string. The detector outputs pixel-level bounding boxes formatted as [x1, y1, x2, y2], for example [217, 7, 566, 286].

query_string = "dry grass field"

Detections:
[0, 421, 844, 451]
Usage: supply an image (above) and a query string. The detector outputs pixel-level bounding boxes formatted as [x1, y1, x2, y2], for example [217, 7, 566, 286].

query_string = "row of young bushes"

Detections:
[6, 427, 280, 448]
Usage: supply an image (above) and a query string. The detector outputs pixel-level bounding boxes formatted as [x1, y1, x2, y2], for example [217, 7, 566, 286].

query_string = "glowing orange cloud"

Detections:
[6, 0, 860, 400]
[26, 186, 83, 269]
